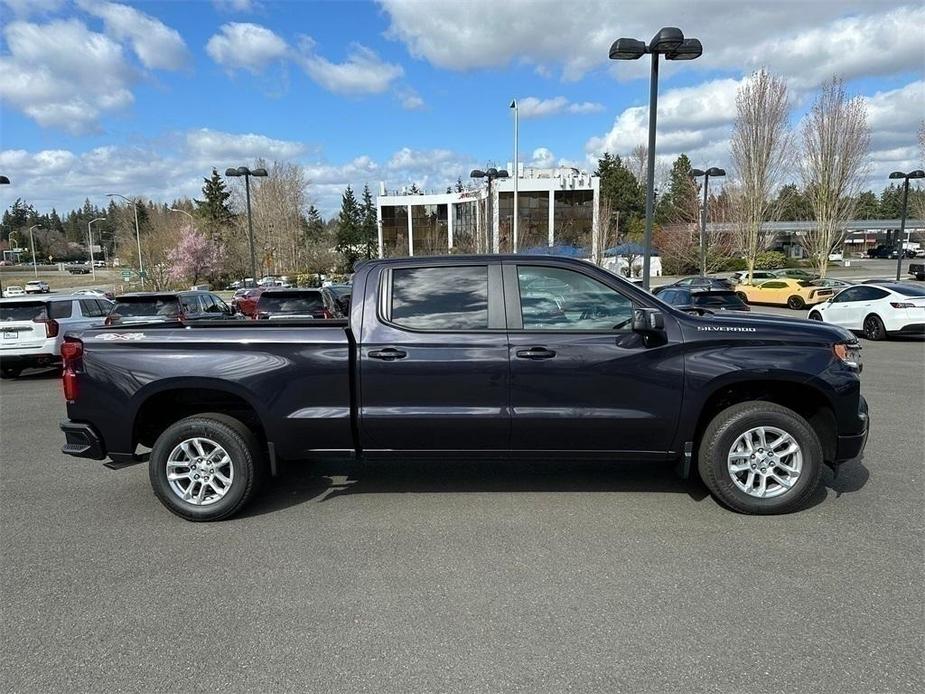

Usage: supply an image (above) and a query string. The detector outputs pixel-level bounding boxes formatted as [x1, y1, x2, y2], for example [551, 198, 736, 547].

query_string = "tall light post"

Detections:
[107, 193, 145, 289]
[889, 170, 925, 281]
[690, 167, 725, 276]
[169, 208, 194, 224]
[510, 99, 519, 252]
[0, 175, 8, 293]
[470, 167, 509, 253]
[87, 216, 106, 281]
[28, 224, 43, 277]
[225, 166, 267, 284]
[610, 27, 702, 289]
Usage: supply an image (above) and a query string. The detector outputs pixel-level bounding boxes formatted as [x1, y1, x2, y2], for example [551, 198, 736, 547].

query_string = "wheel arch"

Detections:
[689, 377, 838, 470]
[131, 378, 269, 451]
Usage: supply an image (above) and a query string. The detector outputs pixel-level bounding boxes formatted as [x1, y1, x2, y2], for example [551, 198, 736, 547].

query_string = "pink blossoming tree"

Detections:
[167, 229, 224, 286]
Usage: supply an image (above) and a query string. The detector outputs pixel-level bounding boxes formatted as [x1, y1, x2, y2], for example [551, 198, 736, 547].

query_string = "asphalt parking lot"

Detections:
[1, 327, 923, 693]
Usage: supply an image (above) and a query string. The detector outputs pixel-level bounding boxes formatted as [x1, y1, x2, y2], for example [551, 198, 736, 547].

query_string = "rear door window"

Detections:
[79, 299, 104, 317]
[112, 296, 180, 318]
[389, 266, 489, 331]
[48, 301, 73, 319]
[259, 292, 325, 315]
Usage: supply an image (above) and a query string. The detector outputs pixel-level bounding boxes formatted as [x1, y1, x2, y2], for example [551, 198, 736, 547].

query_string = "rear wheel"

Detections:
[862, 314, 886, 341]
[787, 295, 805, 310]
[698, 401, 823, 514]
[736, 292, 749, 303]
[0, 366, 22, 379]
[148, 413, 267, 521]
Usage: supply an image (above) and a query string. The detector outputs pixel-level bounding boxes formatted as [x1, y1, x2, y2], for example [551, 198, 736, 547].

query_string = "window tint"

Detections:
[180, 295, 202, 314]
[96, 300, 113, 316]
[0, 301, 45, 321]
[832, 287, 861, 303]
[657, 289, 677, 304]
[864, 287, 889, 300]
[213, 296, 231, 314]
[48, 301, 73, 319]
[79, 299, 104, 317]
[517, 266, 633, 330]
[258, 292, 325, 315]
[692, 292, 747, 309]
[893, 285, 925, 297]
[760, 281, 787, 289]
[390, 266, 488, 330]
[112, 297, 180, 318]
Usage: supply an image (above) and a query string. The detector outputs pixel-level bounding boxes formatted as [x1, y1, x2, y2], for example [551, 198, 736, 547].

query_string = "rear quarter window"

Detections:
[0, 302, 46, 321]
[48, 301, 73, 319]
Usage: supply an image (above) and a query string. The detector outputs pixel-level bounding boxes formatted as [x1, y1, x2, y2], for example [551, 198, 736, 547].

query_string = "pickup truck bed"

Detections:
[60, 255, 869, 520]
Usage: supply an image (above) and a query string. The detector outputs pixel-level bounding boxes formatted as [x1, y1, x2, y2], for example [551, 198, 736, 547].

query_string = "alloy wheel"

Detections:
[727, 426, 802, 499]
[165, 437, 234, 506]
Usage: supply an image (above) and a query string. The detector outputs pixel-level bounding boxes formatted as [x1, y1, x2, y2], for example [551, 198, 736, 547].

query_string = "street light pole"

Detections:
[87, 217, 106, 281]
[225, 166, 268, 285]
[691, 167, 726, 276]
[0, 175, 8, 294]
[889, 170, 925, 281]
[610, 28, 702, 289]
[107, 193, 145, 289]
[28, 224, 42, 277]
[510, 99, 519, 253]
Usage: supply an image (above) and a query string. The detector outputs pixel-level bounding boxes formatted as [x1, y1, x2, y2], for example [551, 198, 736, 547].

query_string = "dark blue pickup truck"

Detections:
[60, 255, 868, 520]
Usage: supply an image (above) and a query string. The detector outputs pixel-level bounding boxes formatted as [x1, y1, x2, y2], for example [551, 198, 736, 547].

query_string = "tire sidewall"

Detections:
[701, 405, 822, 513]
[787, 296, 804, 310]
[149, 417, 256, 521]
[863, 314, 884, 341]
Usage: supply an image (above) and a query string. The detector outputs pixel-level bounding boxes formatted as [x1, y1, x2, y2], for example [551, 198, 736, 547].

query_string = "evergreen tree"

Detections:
[774, 183, 813, 221]
[595, 153, 645, 226]
[853, 190, 880, 219]
[304, 205, 325, 239]
[335, 186, 362, 269]
[194, 168, 234, 239]
[655, 154, 698, 224]
[879, 184, 904, 218]
[359, 184, 378, 259]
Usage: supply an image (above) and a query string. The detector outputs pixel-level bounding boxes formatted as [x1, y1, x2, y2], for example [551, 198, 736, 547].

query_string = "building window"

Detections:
[411, 204, 449, 255]
[381, 205, 409, 257]
[390, 266, 489, 330]
[453, 200, 481, 253]
[554, 189, 593, 250]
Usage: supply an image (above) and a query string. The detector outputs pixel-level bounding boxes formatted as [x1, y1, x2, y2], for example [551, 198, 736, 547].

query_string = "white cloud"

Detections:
[296, 38, 403, 95]
[206, 22, 288, 74]
[397, 87, 425, 110]
[212, 0, 256, 12]
[0, 0, 63, 18]
[0, 18, 136, 134]
[518, 96, 604, 118]
[78, 0, 190, 71]
[380, 0, 917, 89]
[185, 129, 306, 165]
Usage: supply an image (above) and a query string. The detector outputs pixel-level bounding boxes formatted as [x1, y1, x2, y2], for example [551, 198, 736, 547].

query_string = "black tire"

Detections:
[787, 295, 805, 310]
[808, 311, 822, 321]
[736, 292, 749, 303]
[862, 314, 886, 341]
[0, 366, 22, 379]
[148, 413, 267, 521]
[697, 401, 823, 515]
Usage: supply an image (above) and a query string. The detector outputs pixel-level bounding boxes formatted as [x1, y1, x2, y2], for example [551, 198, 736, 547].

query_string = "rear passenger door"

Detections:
[77, 299, 106, 327]
[359, 261, 510, 452]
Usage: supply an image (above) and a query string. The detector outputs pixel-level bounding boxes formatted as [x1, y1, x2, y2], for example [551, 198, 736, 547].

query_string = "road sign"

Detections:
[121, 270, 133, 280]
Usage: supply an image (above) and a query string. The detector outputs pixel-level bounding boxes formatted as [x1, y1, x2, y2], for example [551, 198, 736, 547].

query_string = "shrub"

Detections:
[753, 250, 788, 270]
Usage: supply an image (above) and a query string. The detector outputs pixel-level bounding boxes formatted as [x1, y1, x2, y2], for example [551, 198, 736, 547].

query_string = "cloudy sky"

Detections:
[0, 0, 922, 216]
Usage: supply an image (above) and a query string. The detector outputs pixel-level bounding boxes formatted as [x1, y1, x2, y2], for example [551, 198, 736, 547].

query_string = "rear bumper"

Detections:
[891, 323, 925, 335]
[0, 352, 60, 367]
[60, 420, 106, 460]
[835, 395, 869, 463]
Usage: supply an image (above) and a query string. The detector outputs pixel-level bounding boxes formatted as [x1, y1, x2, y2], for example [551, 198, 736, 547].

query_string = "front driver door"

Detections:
[504, 262, 684, 456]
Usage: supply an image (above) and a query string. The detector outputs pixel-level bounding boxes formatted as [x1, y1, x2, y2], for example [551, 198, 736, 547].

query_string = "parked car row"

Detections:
[808, 282, 925, 340]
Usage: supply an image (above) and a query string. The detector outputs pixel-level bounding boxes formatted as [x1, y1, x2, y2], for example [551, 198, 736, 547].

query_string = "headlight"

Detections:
[833, 342, 862, 371]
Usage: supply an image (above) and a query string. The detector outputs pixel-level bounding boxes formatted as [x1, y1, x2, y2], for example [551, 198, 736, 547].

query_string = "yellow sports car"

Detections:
[734, 278, 834, 309]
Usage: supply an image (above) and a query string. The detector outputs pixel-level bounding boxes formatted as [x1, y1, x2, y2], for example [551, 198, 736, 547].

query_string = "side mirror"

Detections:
[633, 307, 665, 333]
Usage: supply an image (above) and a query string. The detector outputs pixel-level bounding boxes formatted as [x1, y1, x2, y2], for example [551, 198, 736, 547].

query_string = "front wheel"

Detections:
[697, 401, 823, 514]
[736, 292, 749, 303]
[862, 314, 886, 341]
[148, 413, 267, 521]
[0, 366, 22, 379]
[787, 295, 805, 310]
[808, 311, 822, 321]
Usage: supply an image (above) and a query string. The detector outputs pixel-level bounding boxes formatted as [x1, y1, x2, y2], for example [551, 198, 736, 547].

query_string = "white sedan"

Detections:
[807, 282, 925, 340]
[3, 285, 25, 297]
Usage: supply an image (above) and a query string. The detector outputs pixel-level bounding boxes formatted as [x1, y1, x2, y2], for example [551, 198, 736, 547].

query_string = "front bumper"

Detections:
[60, 420, 106, 460]
[835, 395, 869, 463]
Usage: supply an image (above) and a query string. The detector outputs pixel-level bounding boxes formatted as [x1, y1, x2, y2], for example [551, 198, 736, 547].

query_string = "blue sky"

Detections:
[1, 0, 923, 216]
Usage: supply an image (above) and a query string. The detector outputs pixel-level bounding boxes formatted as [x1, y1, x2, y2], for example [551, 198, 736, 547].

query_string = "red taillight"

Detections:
[61, 339, 83, 401]
[33, 314, 59, 337]
[890, 302, 914, 309]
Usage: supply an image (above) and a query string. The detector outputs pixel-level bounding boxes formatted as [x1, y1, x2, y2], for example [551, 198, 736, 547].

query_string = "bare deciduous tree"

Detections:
[730, 69, 792, 282]
[800, 77, 870, 277]
[629, 144, 647, 185]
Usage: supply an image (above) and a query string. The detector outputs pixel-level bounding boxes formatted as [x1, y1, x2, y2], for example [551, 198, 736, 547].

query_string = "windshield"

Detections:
[112, 297, 179, 318]
[1, 301, 45, 321]
[258, 293, 324, 314]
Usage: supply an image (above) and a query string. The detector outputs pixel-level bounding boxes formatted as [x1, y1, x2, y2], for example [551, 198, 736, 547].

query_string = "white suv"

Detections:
[0, 295, 113, 378]
[24, 280, 50, 294]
